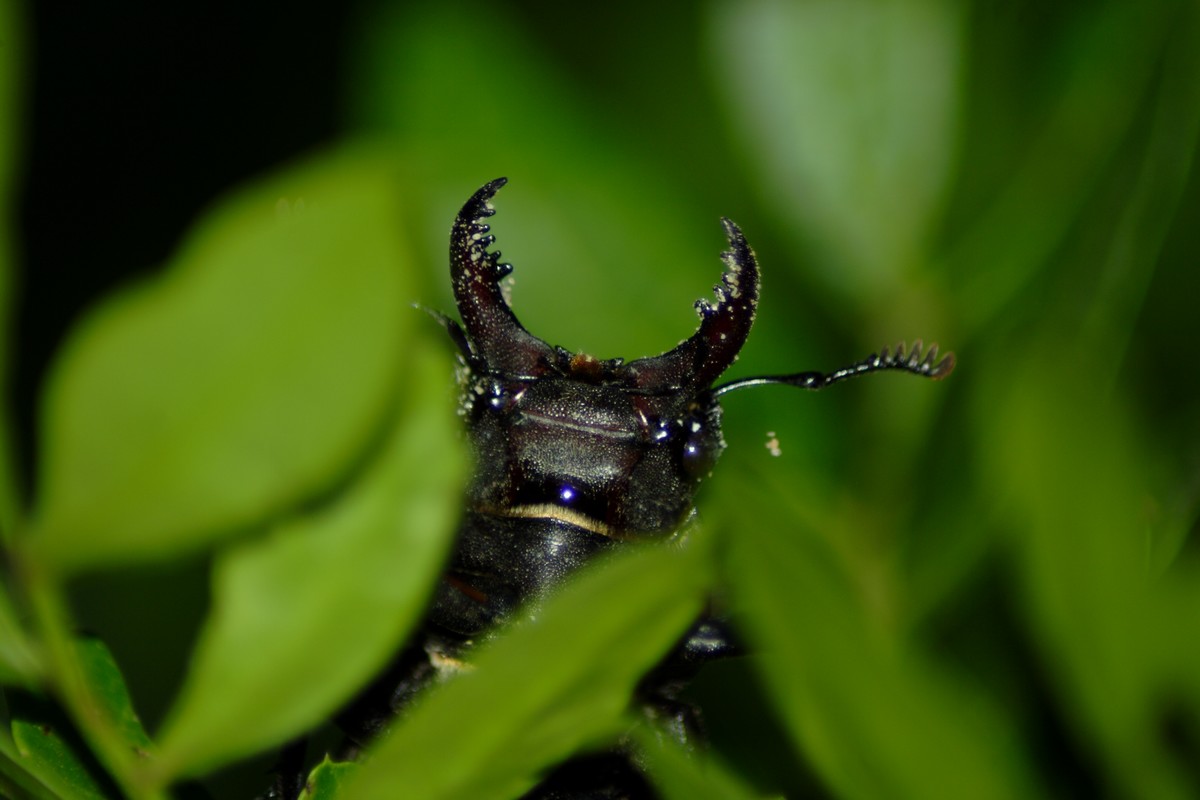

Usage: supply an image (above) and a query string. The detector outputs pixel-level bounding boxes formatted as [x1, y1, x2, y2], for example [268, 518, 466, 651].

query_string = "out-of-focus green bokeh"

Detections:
[339, 0, 1200, 796]
[4, 0, 1200, 797]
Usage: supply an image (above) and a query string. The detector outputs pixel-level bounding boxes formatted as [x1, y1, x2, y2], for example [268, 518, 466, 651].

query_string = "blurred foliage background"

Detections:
[4, 0, 1200, 797]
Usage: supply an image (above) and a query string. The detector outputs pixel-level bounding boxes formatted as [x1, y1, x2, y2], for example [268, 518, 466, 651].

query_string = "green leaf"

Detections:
[0, 710, 90, 800]
[0, 717, 75, 800]
[74, 637, 152, 756]
[1155, 565, 1200, 743]
[632, 722, 765, 800]
[342, 543, 710, 800]
[720, 473, 1043, 800]
[154, 340, 464, 780]
[3, 638, 146, 800]
[300, 757, 358, 800]
[6, 643, 141, 800]
[33, 148, 409, 573]
[0, 580, 39, 687]
[976, 350, 1192, 799]
[710, 0, 964, 292]
[10, 716, 111, 800]
[948, 2, 1173, 334]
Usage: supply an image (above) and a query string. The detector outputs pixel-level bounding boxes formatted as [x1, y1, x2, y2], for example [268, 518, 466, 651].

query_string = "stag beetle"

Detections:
[421, 177, 952, 639]
[273, 178, 954, 799]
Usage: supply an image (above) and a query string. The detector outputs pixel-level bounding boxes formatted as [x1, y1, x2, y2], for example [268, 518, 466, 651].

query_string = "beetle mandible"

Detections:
[427, 177, 952, 633]
[330, 177, 955, 798]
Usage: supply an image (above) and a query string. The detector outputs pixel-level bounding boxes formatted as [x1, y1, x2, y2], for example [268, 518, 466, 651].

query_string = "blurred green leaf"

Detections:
[5, 641, 144, 800]
[154, 340, 464, 780]
[976, 350, 1192, 799]
[948, 1, 1171, 335]
[33, 148, 409, 573]
[300, 756, 358, 800]
[342, 543, 710, 800]
[710, 0, 963, 294]
[632, 722, 765, 800]
[1, 713, 75, 800]
[0, 580, 39, 686]
[720, 471, 1042, 800]
[1078, 8, 1200, 394]
[10, 716, 110, 800]
[74, 637, 151, 756]
[1154, 565, 1200, 742]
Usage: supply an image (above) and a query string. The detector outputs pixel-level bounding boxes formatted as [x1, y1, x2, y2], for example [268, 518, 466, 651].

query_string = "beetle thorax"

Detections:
[463, 373, 720, 538]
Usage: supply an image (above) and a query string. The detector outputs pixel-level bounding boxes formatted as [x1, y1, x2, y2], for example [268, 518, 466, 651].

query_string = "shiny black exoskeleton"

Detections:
[282, 178, 954, 799]
[429, 179, 756, 638]
[424, 178, 952, 649]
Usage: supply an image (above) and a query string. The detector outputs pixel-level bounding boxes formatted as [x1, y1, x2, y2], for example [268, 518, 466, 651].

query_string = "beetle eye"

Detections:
[681, 426, 719, 479]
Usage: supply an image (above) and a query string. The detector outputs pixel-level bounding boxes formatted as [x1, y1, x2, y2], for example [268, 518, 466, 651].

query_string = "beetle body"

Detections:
[320, 178, 954, 799]
[422, 178, 761, 647]
[425, 178, 950, 642]
[431, 332, 730, 636]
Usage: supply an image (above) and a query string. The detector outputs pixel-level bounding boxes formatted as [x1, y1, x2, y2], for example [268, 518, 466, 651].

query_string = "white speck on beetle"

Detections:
[765, 431, 781, 457]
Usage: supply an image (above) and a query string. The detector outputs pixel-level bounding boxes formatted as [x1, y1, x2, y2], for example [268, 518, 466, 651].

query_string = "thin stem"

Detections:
[19, 550, 168, 800]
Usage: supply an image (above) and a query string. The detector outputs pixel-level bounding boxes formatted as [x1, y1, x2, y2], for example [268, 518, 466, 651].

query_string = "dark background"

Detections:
[19, 2, 347, 478]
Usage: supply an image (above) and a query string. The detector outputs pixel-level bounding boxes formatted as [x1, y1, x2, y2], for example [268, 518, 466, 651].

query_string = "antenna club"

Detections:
[930, 350, 956, 380]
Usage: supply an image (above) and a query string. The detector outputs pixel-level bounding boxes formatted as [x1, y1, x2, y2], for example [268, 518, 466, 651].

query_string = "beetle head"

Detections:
[439, 178, 757, 538]
[438, 178, 954, 540]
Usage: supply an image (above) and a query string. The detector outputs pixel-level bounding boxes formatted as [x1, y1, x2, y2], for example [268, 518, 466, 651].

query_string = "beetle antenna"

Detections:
[711, 340, 955, 397]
